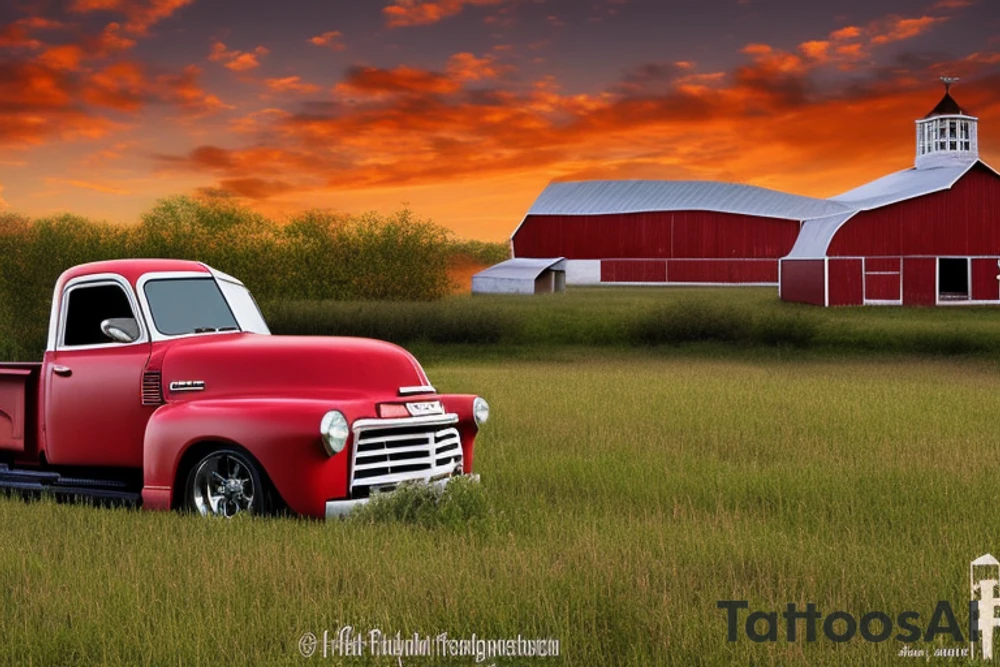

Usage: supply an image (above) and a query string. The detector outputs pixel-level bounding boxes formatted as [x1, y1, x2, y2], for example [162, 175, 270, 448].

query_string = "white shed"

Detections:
[472, 258, 567, 295]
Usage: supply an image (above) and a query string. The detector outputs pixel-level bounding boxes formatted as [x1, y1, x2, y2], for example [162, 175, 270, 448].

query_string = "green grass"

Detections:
[3, 352, 1000, 665]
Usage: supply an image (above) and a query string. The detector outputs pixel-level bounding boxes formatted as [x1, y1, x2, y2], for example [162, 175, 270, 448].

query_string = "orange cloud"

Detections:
[308, 31, 346, 51]
[0, 25, 40, 49]
[69, 0, 196, 35]
[383, 0, 505, 28]
[835, 43, 865, 58]
[830, 26, 862, 41]
[675, 71, 726, 88]
[335, 65, 462, 97]
[92, 22, 137, 55]
[446, 52, 510, 81]
[798, 40, 830, 62]
[209, 41, 269, 71]
[870, 16, 948, 45]
[0, 17, 68, 49]
[125, 0, 195, 34]
[264, 76, 320, 94]
[156, 65, 234, 116]
[69, 0, 124, 10]
[37, 44, 86, 70]
[82, 61, 146, 111]
[740, 43, 807, 74]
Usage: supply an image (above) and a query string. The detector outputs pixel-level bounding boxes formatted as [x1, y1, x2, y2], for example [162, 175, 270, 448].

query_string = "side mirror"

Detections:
[100, 318, 140, 344]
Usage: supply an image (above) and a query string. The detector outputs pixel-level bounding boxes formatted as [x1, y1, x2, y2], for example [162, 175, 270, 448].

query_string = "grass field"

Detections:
[4, 349, 1000, 665]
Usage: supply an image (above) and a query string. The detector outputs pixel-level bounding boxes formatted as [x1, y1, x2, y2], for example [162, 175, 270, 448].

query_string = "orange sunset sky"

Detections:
[1, 0, 999, 241]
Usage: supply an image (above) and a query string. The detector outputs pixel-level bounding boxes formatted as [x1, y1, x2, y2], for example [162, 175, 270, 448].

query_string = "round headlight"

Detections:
[473, 397, 490, 426]
[320, 410, 350, 455]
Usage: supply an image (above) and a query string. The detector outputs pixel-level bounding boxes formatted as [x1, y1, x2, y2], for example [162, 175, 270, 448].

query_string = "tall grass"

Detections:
[2, 354, 1000, 665]
[0, 199, 508, 359]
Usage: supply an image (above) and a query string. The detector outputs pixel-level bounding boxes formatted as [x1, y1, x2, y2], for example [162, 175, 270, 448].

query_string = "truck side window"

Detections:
[63, 284, 137, 347]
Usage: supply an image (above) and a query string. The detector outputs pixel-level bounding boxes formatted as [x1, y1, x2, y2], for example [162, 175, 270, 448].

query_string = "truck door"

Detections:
[44, 276, 153, 468]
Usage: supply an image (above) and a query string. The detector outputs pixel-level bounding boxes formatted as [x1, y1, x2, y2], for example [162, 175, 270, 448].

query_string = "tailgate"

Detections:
[0, 364, 41, 454]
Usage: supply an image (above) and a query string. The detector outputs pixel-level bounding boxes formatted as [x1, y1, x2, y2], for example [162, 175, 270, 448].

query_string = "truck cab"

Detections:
[0, 259, 488, 519]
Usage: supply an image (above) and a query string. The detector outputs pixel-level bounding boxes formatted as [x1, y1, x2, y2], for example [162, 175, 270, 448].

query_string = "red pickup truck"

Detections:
[0, 259, 488, 519]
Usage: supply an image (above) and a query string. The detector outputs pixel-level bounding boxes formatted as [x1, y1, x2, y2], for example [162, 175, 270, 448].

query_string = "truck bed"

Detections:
[0, 363, 41, 455]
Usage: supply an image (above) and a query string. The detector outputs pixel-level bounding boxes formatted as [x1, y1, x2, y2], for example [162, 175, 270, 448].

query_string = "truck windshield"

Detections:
[217, 279, 270, 334]
[144, 278, 240, 336]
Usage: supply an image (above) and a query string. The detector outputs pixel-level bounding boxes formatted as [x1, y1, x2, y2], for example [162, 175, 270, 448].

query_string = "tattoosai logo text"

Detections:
[718, 553, 1000, 660]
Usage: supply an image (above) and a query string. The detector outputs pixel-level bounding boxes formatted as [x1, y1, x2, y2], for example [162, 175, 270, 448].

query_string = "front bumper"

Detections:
[324, 473, 480, 520]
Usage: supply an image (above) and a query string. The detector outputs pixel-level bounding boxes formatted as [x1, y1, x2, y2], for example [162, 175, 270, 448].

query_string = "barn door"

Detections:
[971, 259, 1000, 302]
[863, 258, 901, 305]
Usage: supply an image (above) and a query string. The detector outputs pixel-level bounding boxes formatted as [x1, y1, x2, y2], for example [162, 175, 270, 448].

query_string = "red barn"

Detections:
[781, 84, 1000, 306]
[511, 181, 847, 286]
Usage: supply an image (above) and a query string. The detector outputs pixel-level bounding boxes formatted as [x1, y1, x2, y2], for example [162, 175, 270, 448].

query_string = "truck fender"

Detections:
[438, 394, 481, 473]
[142, 398, 356, 515]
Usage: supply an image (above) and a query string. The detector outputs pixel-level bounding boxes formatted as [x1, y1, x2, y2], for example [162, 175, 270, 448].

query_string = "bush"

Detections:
[448, 239, 510, 267]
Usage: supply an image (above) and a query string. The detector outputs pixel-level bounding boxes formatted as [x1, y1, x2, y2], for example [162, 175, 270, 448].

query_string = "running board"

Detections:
[0, 464, 142, 505]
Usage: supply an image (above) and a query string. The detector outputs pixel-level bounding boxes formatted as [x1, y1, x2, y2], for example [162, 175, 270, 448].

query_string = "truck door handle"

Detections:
[52, 365, 72, 377]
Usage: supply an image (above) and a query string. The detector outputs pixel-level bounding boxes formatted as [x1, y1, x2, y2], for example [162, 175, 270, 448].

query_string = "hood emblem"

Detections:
[169, 380, 205, 392]
[406, 401, 444, 417]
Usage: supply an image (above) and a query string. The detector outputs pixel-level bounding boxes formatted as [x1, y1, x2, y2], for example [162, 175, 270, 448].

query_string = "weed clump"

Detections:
[350, 476, 490, 530]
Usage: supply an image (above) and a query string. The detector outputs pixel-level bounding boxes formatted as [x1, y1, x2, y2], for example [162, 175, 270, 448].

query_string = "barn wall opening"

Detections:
[938, 258, 970, 301]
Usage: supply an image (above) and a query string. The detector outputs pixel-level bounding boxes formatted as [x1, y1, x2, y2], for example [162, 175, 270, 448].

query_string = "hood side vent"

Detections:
[142, 371, 164, 406]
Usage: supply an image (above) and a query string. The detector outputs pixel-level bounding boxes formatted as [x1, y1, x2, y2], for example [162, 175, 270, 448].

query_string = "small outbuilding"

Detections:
[472, 258, 566, 295]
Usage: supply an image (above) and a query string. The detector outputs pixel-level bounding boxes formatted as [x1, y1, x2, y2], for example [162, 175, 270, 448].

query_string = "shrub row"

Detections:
[262, 297, 819, 348]
[0, 197, 509, 359]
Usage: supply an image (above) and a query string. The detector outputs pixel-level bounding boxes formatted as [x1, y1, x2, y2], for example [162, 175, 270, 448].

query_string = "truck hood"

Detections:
[158, 334, 431, 402]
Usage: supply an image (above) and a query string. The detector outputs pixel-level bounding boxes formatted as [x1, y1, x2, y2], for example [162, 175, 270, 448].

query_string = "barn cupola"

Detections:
[915, 77, 978, 170]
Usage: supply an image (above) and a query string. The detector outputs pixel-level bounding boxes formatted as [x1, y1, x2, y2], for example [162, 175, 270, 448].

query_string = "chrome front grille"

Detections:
[350, 416, 463, 497]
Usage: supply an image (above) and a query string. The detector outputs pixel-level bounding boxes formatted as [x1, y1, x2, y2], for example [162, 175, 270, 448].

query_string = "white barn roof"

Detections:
[472, 257, 566, 294]
[785, 212, 856, 259]
[830, 158, 984, 210]
[474, 257, 565, 280]
[523, 180, 851, 222]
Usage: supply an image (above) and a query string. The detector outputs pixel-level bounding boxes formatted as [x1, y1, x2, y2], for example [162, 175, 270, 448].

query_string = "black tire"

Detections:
[184, 448, 269, 517]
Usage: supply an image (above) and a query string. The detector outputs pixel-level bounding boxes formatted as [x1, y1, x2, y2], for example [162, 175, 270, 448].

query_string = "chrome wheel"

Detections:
[188, 450, 259, 517]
